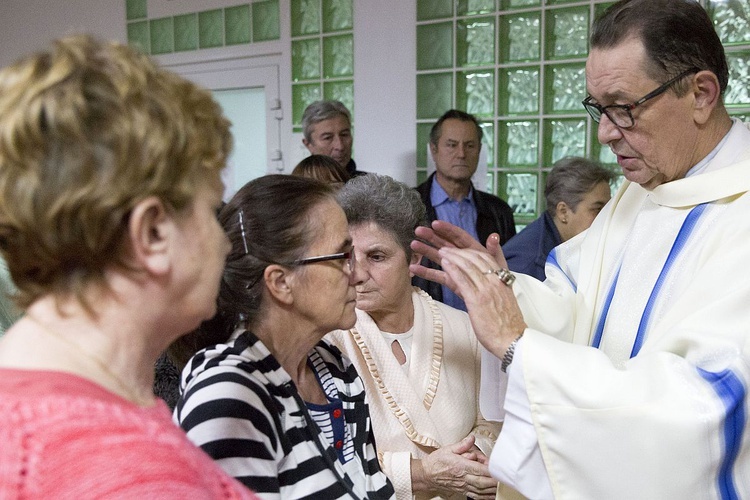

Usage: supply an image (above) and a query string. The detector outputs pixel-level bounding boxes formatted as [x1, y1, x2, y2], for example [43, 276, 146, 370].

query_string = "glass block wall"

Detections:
[291, 0, 354, 130]
[125, 0, 280, 55]
[416, 0, 750, 228]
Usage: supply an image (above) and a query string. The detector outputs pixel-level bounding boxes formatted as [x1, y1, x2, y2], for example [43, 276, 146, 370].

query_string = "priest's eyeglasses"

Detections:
[582, 68, 699, 129]
[289, 249, 355, 272]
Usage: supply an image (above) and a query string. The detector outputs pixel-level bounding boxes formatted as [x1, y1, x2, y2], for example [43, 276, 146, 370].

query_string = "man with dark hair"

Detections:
[413, 109, 515, 311]
[301, 100, 365, 177]
[411, 1, 750, 497]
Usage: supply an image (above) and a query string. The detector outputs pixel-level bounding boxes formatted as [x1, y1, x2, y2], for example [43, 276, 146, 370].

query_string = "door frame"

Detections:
[161, 56, 284, 177]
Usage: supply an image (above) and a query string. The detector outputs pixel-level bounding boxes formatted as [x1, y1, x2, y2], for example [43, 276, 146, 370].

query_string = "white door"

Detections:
[165, 58, 283, 200]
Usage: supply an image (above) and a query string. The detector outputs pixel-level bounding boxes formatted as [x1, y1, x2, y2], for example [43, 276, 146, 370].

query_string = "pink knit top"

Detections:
[0, 368, 257, 499]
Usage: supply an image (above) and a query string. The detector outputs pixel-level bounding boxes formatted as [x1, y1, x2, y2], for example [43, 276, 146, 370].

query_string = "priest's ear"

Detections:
[691, 70, 722, 125]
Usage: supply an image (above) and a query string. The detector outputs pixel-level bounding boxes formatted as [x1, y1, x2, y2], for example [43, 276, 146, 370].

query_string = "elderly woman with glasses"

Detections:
[172, 175, 394, 500]
[326, 174, 501, 500]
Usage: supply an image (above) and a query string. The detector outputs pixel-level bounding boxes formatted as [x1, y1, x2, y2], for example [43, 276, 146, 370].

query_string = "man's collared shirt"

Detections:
[430, 177, 479, 311]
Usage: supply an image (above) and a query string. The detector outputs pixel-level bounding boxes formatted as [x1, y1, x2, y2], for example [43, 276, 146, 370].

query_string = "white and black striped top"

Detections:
[174, 329, 394, 500]
[305, 352, 356, 464]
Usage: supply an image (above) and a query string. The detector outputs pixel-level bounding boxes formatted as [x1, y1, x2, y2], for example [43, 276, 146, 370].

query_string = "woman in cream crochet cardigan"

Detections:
[327, 174, 500, 499]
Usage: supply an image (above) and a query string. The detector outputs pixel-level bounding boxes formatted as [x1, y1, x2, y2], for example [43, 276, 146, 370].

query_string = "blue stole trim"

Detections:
[546, 248, 577, 292]
[698, 368, 746, 500]
[630, 203, 708, 357]
[591, 266, 621, 349]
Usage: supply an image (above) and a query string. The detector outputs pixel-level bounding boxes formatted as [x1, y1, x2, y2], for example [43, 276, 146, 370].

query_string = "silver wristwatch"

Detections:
[501, 334, 523, 373]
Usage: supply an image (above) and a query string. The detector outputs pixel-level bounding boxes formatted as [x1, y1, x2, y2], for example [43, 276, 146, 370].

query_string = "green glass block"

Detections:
[708, 0, 750, 45]
[479, 122, 495, 167]
[544, 63, 586, 114]
[292, 39, 320, 81]
[324, 81, 354, 114]
[500, 12, 540, 63]
[127, 21, 150, 54]
[150, 17, 174, 55]
[225, 5, 250, 46]
[500, 120, 538, 167]
[495, 172, 508, 199]
[417, 73, 453, 120]
[500, 68, 539, 115]
[199, 10, 224, 49]
[417, 0, 453, 21]
[499, 0, 540, 9]
[253, 0, 280, 41]
[126, 0, 147, 20]
[546, 0, 583, 4]
[725, 51, 750, 107]
[292, 83, 323, 126]
[323, 0, 353, 33]
[730, 111, 750, 122]
[457, 71, 494, 117]
[174, 14, 198, 52]
[502, 172, 538, 217]
[323, 34, 353, 78]
[417, 169, 429, 185]
[457, 0, 495, 16]
[545, 7, 589, 60]
[417, 123, 433, 168]
[476, 171, 494, 193]
[417, 22, 453, 70]
[486, 171, 497, 195]
[543, 118, 586, 164]
[291, 0, 320, 36]
[457, 18, 495, 67]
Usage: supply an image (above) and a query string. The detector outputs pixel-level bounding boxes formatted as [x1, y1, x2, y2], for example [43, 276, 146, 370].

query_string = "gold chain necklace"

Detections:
[27, 315, 153, 406]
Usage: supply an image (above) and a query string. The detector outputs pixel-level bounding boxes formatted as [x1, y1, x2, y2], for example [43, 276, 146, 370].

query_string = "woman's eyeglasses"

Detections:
[289, 249, 355, 272]
[238, 209, 356, 289]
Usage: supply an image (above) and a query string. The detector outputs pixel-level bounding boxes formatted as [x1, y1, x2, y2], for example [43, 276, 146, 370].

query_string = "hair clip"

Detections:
[238, 209, 249, 255]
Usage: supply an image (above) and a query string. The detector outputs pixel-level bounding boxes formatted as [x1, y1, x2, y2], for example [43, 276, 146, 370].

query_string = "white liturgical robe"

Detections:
[482, 120, 750, 499]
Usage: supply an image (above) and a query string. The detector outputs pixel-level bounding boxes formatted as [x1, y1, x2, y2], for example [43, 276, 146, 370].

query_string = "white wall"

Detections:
[0, 0, 417, 185]
[0, 0, 126, 68]
[353, 0, 416, 185]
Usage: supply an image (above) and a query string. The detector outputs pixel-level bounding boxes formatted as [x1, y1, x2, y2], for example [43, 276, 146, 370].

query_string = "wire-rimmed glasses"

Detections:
[582, 68, 699, 129]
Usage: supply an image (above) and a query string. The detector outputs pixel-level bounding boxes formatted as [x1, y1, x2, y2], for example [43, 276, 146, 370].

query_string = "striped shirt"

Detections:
[306, 351, 356, 464]
[174, 329, 394, 500]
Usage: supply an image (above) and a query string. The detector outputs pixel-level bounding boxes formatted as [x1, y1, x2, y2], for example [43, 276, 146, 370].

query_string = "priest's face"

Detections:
[586, 37, 703, 189]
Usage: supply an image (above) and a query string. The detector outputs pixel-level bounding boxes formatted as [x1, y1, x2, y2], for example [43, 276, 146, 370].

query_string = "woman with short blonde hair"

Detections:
[0, 36, 254, 498]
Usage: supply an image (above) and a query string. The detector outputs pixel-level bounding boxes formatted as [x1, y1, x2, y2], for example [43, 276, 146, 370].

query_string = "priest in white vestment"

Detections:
[412, 1, 750, 499]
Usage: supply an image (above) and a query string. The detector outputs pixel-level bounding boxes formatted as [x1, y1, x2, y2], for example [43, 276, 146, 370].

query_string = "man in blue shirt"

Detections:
[414, 110, 515, 310]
